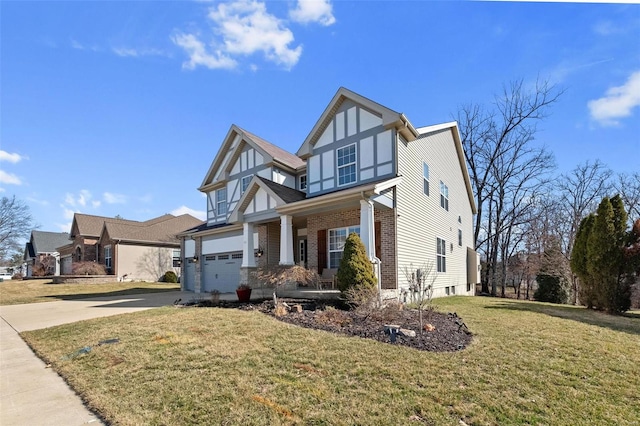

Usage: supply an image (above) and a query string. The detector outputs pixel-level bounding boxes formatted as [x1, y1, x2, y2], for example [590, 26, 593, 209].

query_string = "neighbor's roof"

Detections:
[30, 230, 70, 254]
[72, 213, 143, 237]
[102, 214, 204, 244]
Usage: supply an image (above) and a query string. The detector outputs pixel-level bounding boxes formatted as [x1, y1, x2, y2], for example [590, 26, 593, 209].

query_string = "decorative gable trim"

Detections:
[296, 87, 419, 159]
[199, 125, 249, 192]
[228, 176, 288, 223]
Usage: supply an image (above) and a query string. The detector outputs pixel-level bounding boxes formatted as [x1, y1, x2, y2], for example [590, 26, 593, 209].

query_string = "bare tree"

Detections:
[0, 196, 35, 262]
[457, 79, 562, 295]
[402, 263, 437, 334]
[557, 160, 613, 303]
[136, 248, 174, 281]
[614, 172, 640, 222]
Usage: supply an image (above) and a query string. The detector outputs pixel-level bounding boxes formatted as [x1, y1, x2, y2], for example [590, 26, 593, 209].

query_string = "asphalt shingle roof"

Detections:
[256, 176, 307, 204]
[239, 126, 306, 170]
[30, 231, 71, 254]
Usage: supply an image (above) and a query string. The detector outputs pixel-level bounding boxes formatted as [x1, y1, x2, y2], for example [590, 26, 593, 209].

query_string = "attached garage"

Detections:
[183, 259, 196, 291]
[201, 252, 243, 293]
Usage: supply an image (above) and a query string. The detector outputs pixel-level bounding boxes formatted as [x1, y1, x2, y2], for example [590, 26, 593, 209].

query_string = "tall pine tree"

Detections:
[572, 214, 596, 307]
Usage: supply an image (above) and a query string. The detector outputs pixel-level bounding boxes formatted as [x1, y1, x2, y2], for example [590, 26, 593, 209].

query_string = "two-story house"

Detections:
[179, 87, 480, 299]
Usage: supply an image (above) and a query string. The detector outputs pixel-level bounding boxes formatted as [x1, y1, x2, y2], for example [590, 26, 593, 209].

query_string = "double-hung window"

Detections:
[241, 175, 253, 194]
[437, 237, 446, 272]
[104, 246, 112, 269]
[172, 249, 181, 267]
[328, 226, 360, 268]
[299, 174, 307, 191]
[337, 144, 357, 186]
[440, 181, 449, 211]
[423, 162, 430, 196]
[216, 188, 227, 216]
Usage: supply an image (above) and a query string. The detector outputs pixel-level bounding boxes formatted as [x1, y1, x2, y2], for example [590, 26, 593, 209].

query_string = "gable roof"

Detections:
[199, 124, 304, 192]
[228, 176, 306, 223]
[71, 213, 141, 238]
[29, 231, 71, 254]
[296, 87, 420, 159]
[100, 214, 204, 245]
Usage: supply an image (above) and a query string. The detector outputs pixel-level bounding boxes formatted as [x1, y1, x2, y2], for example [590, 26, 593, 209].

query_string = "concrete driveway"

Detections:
[0, 290, 201, 425]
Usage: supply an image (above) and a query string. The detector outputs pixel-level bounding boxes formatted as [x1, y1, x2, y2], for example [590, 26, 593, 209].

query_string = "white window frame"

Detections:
[216, 188, 227, 216]
[337, 144, 357, 187]
[440, 181, 449, 211]
[104, 245, 112, 269]
[299, 174, 307, 191]
[437, 237, 446, 273]
[241, 175, 253, 194]
[172, 249, 181, 267]
[328, 225, 360, 269]
[423, 162, 430, 196]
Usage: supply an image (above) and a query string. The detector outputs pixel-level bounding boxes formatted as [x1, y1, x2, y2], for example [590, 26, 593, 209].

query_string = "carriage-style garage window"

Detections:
[328, 226, 360, 268]
[337, 144, 357, 186]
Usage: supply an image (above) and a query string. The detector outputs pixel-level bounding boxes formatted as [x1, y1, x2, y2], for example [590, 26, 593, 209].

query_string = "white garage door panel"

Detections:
[202, 232, 258, 254]
[183, 260, 196, 291]
[202, 252, 242, 293]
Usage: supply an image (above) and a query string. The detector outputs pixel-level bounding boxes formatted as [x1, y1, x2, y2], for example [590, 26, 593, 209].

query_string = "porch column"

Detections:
[241, 222, 256, 268]
[360, 199, 376, 260]
[279, 215, 294, 265]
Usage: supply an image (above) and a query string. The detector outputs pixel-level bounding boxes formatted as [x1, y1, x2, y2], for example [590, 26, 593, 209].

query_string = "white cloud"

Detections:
[92, 201, 101, 208]
[0, 170, 22, 185]
[171, 205, 206, 221]
[171, 33, 237, 70]
[70, 39, 100, 52]
[64, 190, 93, 207]
[56, 222, 72, 232]
[62, 208, 76, 220]
[0, 150, 24, 163]
[103, 192, 127, 204]
[173, 0, 303, 70]
[588, 70, 640, 126]
[289, 0, 336, 26]
[112, 47, 168, 58]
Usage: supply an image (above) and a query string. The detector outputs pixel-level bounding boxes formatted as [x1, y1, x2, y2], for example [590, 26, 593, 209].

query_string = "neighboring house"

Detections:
[57, 213, 203, 282]
[23, 230, 70, 277]
[179, 87, 480, 298]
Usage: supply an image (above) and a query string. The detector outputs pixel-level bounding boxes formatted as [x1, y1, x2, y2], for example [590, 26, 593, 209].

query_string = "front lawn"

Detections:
[0, 278, 180, 305]
[22, 297, 640, 425]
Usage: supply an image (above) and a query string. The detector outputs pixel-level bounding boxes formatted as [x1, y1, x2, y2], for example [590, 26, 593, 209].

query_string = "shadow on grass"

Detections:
[485, 300, 640, 336]
[44, 287, 181, 302]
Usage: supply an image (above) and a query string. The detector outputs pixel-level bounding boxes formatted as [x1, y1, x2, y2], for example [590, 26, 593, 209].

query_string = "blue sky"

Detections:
[1, 0, 639, 234]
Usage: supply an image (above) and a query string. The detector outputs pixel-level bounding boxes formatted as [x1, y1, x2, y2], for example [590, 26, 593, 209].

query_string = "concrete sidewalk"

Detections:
[0, 290, 201, 425]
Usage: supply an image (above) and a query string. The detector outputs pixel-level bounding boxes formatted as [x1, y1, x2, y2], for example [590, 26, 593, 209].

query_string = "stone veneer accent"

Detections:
[306, 207, 397, 289]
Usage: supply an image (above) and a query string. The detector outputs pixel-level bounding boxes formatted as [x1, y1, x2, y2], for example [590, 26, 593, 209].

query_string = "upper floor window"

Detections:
[299, 174, 307, 191]
[440, 181, 449, 211]
[328, 226, 360, 268]
[437, 237, 446, 272]
[337, 144, 357, 186]
[241, 175, 253, 194]
[216, 188, 227, 216]
[458, 229, 463, 246]
[423, 162, 430, 196]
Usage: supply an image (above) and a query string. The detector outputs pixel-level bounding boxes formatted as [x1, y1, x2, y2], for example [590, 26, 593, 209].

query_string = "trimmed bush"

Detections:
[534, 273, 568, 304]
[336, 233, 376, 293]
[72, 261, 107, 275]
[163, 270, 178, 283]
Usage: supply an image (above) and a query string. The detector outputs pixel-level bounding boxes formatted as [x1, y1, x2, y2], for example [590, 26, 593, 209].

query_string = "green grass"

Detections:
[0, 278, 180, 305]
[21, 297, 640, 425]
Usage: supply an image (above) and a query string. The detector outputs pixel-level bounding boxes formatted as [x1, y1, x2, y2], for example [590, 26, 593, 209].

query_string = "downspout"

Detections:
[361, 191, 382, 304]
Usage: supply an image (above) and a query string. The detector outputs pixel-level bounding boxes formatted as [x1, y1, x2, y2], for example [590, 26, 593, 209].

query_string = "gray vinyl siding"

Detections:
[395, 129, 474, 297]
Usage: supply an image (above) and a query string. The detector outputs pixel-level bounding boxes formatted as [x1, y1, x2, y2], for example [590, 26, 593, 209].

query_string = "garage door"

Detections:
[183, 259, 196, 291]
[202, 252, 243, 293]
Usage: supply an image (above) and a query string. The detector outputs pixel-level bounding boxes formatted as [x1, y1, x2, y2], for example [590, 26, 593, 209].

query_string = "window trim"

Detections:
[440, 181, 449, 211]
[216, 188, 227, 216]
[423, 162, 430, 196]
[172, 249, 181, 267]
[337, 143, 357, 187]
[104, 245, 112, 269]
[241, 175, 253, 194]
[437, 237, 446, 273]
[328, 225, 360, 269]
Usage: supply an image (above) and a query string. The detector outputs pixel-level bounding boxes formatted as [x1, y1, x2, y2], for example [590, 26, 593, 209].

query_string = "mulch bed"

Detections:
[183, 298, 473, 352]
